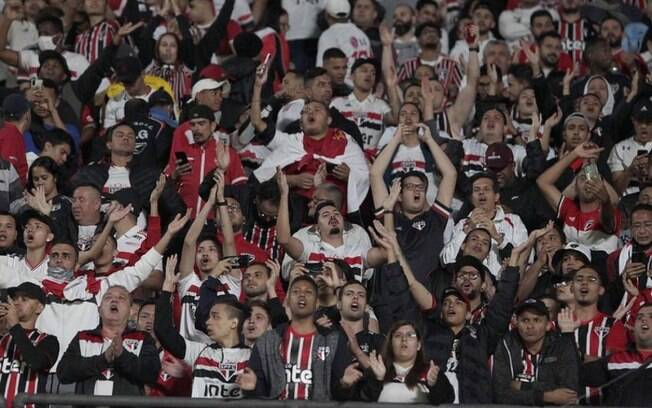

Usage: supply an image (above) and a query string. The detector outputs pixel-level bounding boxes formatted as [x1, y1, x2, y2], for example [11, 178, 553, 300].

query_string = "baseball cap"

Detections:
[199, 64, 228, 82]
[551, 242, 592, 268]
[441, 287, 470, 306]
[39, 50, 71, 77]
[8, 282, 46, 305]
[485, 142, 514, 171]
[2, 93, 31, 121]
[188, 104, 215, 121]
[515, 298, 549, 317]
[113, 56, 143, 85]
[563, 112, 591, 128]
[325, 0, 351, 18]
[20, 209, 53, 232]
[454, 255, 489, 280]
[190, 78, 230, 102]
[148, 88, 174, 107]
[633, 98, 652, 122]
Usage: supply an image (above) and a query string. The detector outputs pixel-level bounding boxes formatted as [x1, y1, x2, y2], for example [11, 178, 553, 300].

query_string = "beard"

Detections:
[245, 285, 267, 298]
[394, 21, 412, 36]
[329, 227, 341, 235]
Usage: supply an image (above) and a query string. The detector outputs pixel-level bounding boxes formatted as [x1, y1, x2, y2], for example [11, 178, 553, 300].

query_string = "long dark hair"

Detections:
[27, 156, 62, 194]
[382, 320, 428, 389]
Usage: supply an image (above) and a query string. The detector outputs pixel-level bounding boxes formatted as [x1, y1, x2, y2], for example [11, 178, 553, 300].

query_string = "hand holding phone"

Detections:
[175, 151, 189, 165]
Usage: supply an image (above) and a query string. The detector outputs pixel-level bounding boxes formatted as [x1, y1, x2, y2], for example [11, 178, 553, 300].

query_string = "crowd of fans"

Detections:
[0, 0, 652, 406]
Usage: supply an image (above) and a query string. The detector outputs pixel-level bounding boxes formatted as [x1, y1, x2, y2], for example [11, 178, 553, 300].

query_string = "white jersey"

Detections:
[183, 342, 251, 398]
[441, 206, 528, 277]
[0, 254, 48, 288]
[281, 223, 372, 282]
[331, 93, 389, 154]
[282, 0, 326, 41]
[103, 89, 155, 129]
[607, 136, 652, 196]
[461, 138, 526, 178]
[17, 49, 89, 81]
[316, 22, 372, 72]
[275, 99, 304, 131]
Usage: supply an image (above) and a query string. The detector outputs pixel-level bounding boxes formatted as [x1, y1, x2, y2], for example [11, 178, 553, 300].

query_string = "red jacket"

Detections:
[0, 123, 27, 185]
[165, 122, 247, 216]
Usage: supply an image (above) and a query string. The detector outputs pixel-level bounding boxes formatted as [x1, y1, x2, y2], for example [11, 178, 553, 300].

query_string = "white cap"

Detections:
[190, 78, 230, 101]
[325, 0, 351, 18]
[552, 242, 592, 268]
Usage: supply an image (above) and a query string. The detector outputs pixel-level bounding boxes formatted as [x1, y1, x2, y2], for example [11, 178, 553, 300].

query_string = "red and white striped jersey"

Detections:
[0, 328, 57, 408]
[280, 326, 316, 400]
[558, 18, 593, 66]
[397, 55, 463, 90]
[330, 93, 390, 155]
[74, 20, 119, 63]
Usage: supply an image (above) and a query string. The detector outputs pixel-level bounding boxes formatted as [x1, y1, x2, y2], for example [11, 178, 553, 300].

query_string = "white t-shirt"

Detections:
[104, 166, 131, 194]
[607, 136, 652, 196]
[18, 49, 89, 81]
[276, 99, 304, 131]
[282, 0, 325, 41]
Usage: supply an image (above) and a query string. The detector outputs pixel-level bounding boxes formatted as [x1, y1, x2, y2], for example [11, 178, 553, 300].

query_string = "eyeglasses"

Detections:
[456, 272, 480, 281]
[573, 276, 599, 284]
[402, 183, 426, 192]
[553, 281, 570, 289]
[392, 332, 418, 341]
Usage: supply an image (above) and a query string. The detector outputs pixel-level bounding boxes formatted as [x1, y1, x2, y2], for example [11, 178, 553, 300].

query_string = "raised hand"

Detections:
[163, 254, 179, 292]
[254, 57, 270, 88]
[213, 169, 225, 201]
[426, 361, 440, 386]
[314, 162, 327, 186]
[613, 296, 637, 321]
[321, 261, 346, 289]
[557, 307, 579, 333]
[381, 178, 401, 211]
[573, 143, 604, 160]
[622, 272, 641, 297]
[150, 174, 166, 203]
[379, 24, 395, 47]
[544, 107, 562, 129]
[421, 76, 435, 104]
[24, 186, 52, 215]
[113, 21, 145, 45]
[215, 141, 230, 171]
[368, 350, 386, 381]
[276, 167, 289, 196]
[166, 209, 191, 235]
[108, 203, 132, 223]
[265, 259, 280, 293]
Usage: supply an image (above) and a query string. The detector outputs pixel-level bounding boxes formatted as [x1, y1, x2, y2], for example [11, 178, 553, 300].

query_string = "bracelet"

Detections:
[216, 201, 227, 207]
[469, 47, 479, 52]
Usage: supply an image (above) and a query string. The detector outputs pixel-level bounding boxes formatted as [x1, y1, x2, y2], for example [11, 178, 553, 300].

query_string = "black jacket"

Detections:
[57, 326, 160, 403]
[422, 265, 520, 404]
[493, 331, 580, 405]
[73, 160, 186, 222]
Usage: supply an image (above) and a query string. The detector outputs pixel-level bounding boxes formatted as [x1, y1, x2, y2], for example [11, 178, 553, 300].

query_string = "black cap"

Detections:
[149, 87, 174, 107]
[633, 97, 652, 121]
[20, 209, 53, 232]
[515, 298, 549, 317]
[8, 282, 46, 305]
[441, 287, 470, 306]
[454, 255, 488, 280]
[2, 93, 31, 121]
[351, 58, 379, 74]
[38, 50, 71, 78]
[188, 104, 215, 122]
[114, 56, 143, 85]
[210, 294, 251, 319]
[109, 188, 142, 217]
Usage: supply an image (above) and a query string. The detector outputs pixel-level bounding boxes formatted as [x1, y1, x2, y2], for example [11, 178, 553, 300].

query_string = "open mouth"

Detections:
[110, 303, 119, 313]
[0, 232, 8, 242]
[462, 282, 473, 291]
[350, 302, 359, 312]
[25, 233, 35, 243]
[297, 299, 307, 308]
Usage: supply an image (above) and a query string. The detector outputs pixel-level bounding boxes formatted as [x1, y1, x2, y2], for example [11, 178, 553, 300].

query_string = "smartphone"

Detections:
[632, 249, 648, 267]
[257, 53, 272, 75]
[325, 162, 337, 174]
[638, 149, 648, 157]
[175, 151, 189, 165]
[30, 77, 42, 90]
[0, 289, 7, 303]
[583, 163, 600, 181]
[305, 262, 324, 277]
[228, 254, 254, 269]
[263, 53, 272, 66]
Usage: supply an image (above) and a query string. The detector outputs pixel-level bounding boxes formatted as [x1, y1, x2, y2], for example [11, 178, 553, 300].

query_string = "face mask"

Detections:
[47, 266, 74, 282]
[38, 35, 57, 51]
[394, 21, 412, 37]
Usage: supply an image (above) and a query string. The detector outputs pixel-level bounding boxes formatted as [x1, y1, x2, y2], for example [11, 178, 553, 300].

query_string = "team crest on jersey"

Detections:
[333, 130, 346, 140]
[123, 339, 142, 353]
[412, 220, 426, 231]
[317, 346, 331, 361]
[594, 326, 610, 338]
